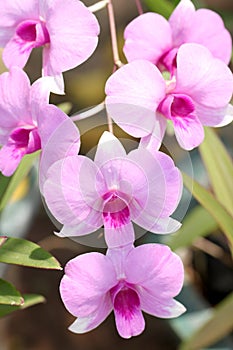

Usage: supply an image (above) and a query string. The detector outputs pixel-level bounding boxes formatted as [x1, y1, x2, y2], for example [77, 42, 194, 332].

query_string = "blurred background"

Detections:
[0, 0, 233, 349]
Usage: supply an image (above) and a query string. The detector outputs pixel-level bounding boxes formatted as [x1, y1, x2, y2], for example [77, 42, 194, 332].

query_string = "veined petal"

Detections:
[140, 290, 186, 319]
[185, 8, 232, 64]
[213, 104, 233, 127]
[0, 67, 31, 127]
[175, 43, 233, 109]
[169, 0, 195, 46]
[60, 252, 117, 317]
[125, 244, 184, 298]
[124, 12, 172, 65]
[42, 46, 65, 94]
[107, 244, 134, 277]
[0, 1, 39, 45]
[0, 143, 26, 176]
[128, 148, 182, 219]
[94, 131, 126, 167]
[56, 213, 103, 238]
[68, 295, 112, 334]
[35, 104, 71, 147]
[2, 35, 34, 69]
[133, 214, 181, 234]
[169, 0, 232, 64]
[43, 176, 83, 226]
[104, 221, 135, 249]
[105, 60, 166, 138]
[98, 157, 148, 209]
[42, 0, 100, 75]
[30, 75, 59, 106]
[39, 116, 80, 194]
[112, 287, 145, 339]
[43, 155, 103, 226]
[140, 115, 167, 152]
[194, 103, 233, 127]
[173, 113, 204, 150]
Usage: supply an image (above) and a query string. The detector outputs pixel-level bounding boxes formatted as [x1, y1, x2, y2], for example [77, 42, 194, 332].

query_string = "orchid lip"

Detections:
[9, 125, 41, 154]
[102, 191, 130, 228]
[16, 19, 50, 46]
[110, 281, 140, 320]
[158, 93, 196, 120]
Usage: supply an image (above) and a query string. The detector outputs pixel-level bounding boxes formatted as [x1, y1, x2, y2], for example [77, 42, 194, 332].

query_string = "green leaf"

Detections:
[0, 151, 40, 212]
[0, 279, 24, 306]
[0, 293, 45, 318]
[182, 172, 233, 254]
[0, 237, 62, 270]
[0, 173, 11, 199]
[199, 127, 233, 217]
[179, 293, 233, 350]
[168, 206, 218, 250]
[144, 0, 174, 18]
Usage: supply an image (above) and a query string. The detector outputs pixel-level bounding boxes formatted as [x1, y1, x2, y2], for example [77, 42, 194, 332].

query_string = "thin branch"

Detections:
[88, 0, 109, 13]
[70, 102, 105, 122]
[193, 237, 233, 269]
[135, 0, 143, 15]
[106, 109, 113, 133]
[107, 0, 123, 69]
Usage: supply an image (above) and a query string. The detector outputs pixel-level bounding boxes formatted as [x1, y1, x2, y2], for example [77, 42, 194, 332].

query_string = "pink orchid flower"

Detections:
[0, 0, 100, 92]
[0, 66, 80, 177]
[105, 44, 233, 151]
[42, 131, 182, 248]
[124, 0, 232, 72]
[60, 243, 186, 339]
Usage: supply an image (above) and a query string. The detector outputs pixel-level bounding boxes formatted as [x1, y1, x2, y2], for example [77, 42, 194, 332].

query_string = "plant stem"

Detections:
[106, 0, 123, 133]
[88, 0, 109, 13]
[107, 0, 123, 69]
[70, 102, 105, 122]
[106, 110, 113, 133]
[135, 0, 143, 15]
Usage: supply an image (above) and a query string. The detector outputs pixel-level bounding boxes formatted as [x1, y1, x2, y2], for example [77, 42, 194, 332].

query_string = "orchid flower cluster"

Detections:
[0, 0, 232, 340]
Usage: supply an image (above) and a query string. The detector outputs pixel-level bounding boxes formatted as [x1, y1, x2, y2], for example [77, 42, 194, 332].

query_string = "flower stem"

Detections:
[135, 0, 143, 15]
[106, 109, 113, 133]
[88, 0, 109, 13]
[70, 102, 105, 122]
[106, 0, 122, 133]
[107, 0, 123, 69]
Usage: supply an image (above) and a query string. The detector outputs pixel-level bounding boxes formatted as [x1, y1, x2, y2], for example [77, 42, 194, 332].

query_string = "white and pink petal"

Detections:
[140, 290, 186, 319]
[105, 60, 166, 138]
[43, 0, 100, 75]
[43, 155, 103, 225]
[94, 131, 126, 167]
[173, 113, 204, 150]
[175, 44, 233, 109]
[0, 67, 31, 126]
[168, 0, 195, 46]
[124, 12, 172, 65]
[39, 115, 80, 193]
[186, 8, 232, 64]
[112, 286, 145, 339]
[125, 244, 184, 298]
[60, 252, 117, 317]
[68, 295, 112, 334]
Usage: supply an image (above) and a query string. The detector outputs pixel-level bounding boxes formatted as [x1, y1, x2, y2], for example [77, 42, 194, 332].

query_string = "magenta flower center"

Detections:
[171, 95, 195, 117]
[9, 126, 41, 154]
[102, 191, 130, 228]
[16, 20, 50, 46]
[158, 93, 195, 120]
[111, 282, 140, 320]
[159, 47, 178, 73]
